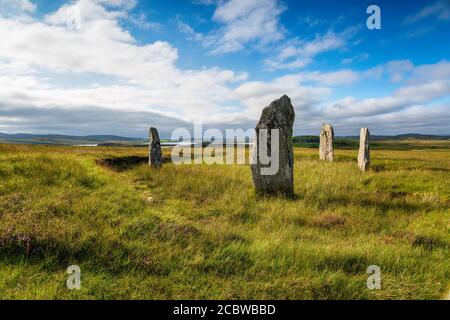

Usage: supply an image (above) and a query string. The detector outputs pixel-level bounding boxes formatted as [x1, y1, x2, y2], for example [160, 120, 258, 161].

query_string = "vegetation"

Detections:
[0, 142, 449, 299]
[293, 136, 360, 149]
[293, 136, 450, 150]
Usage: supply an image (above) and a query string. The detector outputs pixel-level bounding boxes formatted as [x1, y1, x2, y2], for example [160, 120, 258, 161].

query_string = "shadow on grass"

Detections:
[423, 167, 450, 173]
[97, 156, 148, 172]
[370, 164, 386, 172]
[412, 235, 449, 250]
[0, 222, 195, 276]
[316, 254, 370, 275]
[254, 191, 301, 201]
[96, 155, 170, 172]
[315, 195, 425, 213]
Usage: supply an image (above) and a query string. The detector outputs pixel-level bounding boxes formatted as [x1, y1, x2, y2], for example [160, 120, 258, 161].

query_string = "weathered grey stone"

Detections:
[319, 123, 334, 161]
[251, 95, 295, 196]
[358, 128, 370, 171]
[149, 127, 163, 168]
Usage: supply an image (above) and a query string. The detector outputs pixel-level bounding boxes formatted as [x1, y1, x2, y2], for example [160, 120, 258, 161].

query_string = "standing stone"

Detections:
[319, 123, 334, 161]
[251, 95, 295, 196]
[358, 128, 370, 171]
[149, 127, 163, 168]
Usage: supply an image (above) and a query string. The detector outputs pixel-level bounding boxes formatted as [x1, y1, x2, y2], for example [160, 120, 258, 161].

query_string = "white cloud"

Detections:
[407, 60, 450, 83]
[362, 59, 450, 85]
[362, 60, 414, 83]
[264, 28, 358, 70]
[0, 0, 35, 12]
[234, 73, 332, 119]
[0, 17, 176, 77]
[0, 1, 449, 136]
[211, 0, 285, 54]
[127, 13, 161, 30]
[0, 0, 248, 127]
[323, 103, 450, 135]
[97, 0, 137, 9]
[323, 75, 450, 119]
[296, 70, 360, 86]
[183, 0, 356, 69]
[182, 0, 285, 54]
[385, 60, 414, 83]
[178, 20, 206, 42]
[0, 0, 36, 18]
[341, 52, 369, 65]
[234, 60, 450, 134]
[404, 0, 450, 24]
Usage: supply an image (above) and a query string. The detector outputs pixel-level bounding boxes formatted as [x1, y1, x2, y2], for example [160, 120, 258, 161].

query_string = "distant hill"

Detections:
[340, 133, 450, 141]
[0, 133, 141, 141]
[293, 136, 359, 149]
[293, 134, 450, 150]
[294, 134, 450, 142]
[0, 133, 145, 146]
[1, 132, 449, 148]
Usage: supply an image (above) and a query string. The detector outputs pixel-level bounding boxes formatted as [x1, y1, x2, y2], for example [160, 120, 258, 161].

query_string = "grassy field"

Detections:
[0, 142, 449, 299]
[293, 136, 450, 150]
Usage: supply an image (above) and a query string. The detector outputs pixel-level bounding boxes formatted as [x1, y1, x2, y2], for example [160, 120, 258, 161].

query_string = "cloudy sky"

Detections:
[0, 0, 449, 137]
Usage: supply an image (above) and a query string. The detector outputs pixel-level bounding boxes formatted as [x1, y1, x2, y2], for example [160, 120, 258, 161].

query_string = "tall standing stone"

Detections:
[319, 123, 334, 161]
[149, 127, 163, 168]
[251, 95, 295, 196]
[358, 128, 370, 171]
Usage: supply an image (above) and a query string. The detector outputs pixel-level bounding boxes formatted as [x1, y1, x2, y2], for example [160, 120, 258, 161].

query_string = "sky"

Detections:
[0, 0, 449, 138]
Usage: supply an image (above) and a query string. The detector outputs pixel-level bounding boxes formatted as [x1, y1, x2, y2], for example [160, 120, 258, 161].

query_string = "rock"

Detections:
[149, 127, 163, 168]
[319, 123, 334, 161]
[251, 95, 295, 196]
[358, 128, 370, 171]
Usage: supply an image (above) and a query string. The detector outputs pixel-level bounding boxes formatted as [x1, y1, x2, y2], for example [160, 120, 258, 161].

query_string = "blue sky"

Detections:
[0, 0, 449, 137]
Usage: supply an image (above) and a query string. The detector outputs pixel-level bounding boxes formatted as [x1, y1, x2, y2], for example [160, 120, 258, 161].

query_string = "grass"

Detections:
[0, 142, 449, 299]
[293, 137, 450, 150]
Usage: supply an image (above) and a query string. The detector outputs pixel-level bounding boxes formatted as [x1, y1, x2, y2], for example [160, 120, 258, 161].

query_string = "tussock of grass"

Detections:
[0, 143, 449, 299]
